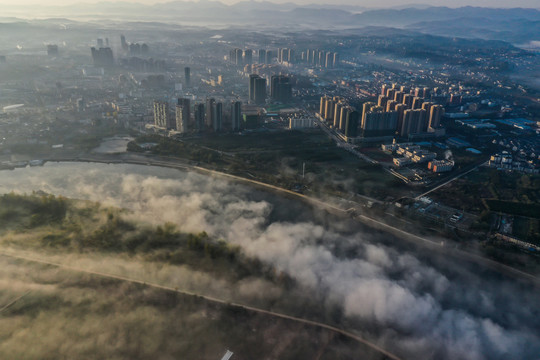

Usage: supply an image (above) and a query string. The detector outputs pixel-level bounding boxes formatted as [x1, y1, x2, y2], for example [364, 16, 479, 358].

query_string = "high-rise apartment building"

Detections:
[231, 101, 242, 131]
[345, 110, 360, 138]
[175, 98, 191, 133]
[194, 103, 205, 132]
[270, 75, 292, 103]
[205, 98, 215, 127]
[254, 77, 267, 105]
[401, 109, 427, 137]
[91, 47, 113, 67]
[429, 105, 444, 129]
[258, 49, 266, 64]
[244, 49, 253, 65]
[213, 102, 223, 132]
[153, 101, 169, 129]
[184, 67, 191, 88]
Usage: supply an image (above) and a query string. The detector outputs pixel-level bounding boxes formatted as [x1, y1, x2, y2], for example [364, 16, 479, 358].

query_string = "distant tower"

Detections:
[176, 98, 191, 133]
[270, 75, 292, 103]
[184, 67, 191, 88]
[333, 52, 339, 67]
[325, 52, 333, 68]
[254, 77, 267, 105]
[265, 50, 273, 64]
[194, 103, 205, 132]
[258, 49, 266, 64]
[120, 34, 128, 51]
[91, 47, 113, 67]
[318, 50, 325, 67]
[235, 48, 243, 65]
[249, 74, 259, 102]
[231, 101, 242, 131]
[206, 98, 215, 127]
[213, 102, 223, 132]
[244, 49, 253, 65]
[288, 49, 295, 63]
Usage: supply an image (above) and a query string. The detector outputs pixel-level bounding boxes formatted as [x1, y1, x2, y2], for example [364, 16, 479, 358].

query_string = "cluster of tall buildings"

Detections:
[230, 48, 254, 65]
[374, 84, 445, 138]
[91, 47, 114, 67]
[301, 49, 339, 68]
[119, 34, 149, 56]
[153, 98, 243, 133]
[270, 75, 292, 103]
[127, 43, 149, 56]
[319, 85, 445, 140]
[229, 47, 338, 68]
[230, 48, 282, 66]
[258, 49, 275, 64]
[277, 48, 295, 64]
[97, 38, 109, 48]
[319, 96, 360, 138]
[249, 74, 293, 105]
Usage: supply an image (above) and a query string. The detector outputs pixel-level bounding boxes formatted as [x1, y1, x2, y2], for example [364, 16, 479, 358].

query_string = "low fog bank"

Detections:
[0, 162, 539, 360]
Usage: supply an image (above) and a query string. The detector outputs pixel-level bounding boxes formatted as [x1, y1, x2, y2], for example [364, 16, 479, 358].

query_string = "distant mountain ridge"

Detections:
[1, 2, 539, 43]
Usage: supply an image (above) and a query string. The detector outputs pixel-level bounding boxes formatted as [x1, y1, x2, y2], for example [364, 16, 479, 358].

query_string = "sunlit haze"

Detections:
[0, 0, 539, 359]
[0, 0, 539, 8]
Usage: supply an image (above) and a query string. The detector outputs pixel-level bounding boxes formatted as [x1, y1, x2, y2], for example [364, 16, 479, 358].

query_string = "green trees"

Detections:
[0, 192, 67, 229]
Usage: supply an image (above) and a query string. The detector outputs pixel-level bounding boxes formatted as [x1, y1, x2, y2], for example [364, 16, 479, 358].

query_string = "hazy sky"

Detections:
[0, 0, 539, 8]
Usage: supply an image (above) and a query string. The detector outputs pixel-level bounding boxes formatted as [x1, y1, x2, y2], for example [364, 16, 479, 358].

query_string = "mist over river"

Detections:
[1, 162, 539, 360]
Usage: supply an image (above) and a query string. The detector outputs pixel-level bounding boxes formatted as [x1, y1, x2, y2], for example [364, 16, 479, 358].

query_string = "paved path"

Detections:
[0, 250, 403, 360]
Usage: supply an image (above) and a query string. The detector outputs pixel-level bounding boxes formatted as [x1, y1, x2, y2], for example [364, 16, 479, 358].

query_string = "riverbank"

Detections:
[30, 153, 540, 285]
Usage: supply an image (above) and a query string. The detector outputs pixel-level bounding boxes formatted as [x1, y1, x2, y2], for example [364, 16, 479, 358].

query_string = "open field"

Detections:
[131, 130, 405, 200]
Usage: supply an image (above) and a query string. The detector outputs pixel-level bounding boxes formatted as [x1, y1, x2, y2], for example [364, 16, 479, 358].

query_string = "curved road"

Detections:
[41, 153, 540, 286]
[0, 250, 402, 360]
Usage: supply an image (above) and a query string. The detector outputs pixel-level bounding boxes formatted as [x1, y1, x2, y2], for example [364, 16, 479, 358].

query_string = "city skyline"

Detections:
[0, 1, 538, 359]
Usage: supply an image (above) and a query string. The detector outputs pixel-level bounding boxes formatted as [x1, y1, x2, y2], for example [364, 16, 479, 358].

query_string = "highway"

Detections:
[0, 250, 403, 360]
